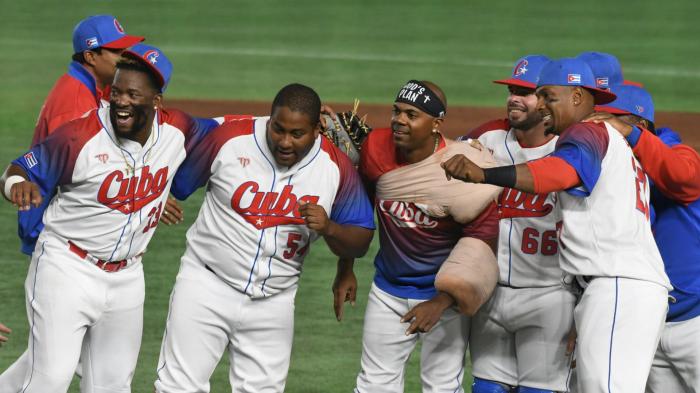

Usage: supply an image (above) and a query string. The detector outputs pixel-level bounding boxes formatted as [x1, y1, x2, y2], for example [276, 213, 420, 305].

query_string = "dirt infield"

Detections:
[169, 98, 700, 150]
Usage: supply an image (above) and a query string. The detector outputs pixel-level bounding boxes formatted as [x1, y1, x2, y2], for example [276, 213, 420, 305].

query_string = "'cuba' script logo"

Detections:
[231, 181, 320, 229]
[498, 188, 553, 218]
[378, 200, 438, 229]
[98, 166, 168, 214]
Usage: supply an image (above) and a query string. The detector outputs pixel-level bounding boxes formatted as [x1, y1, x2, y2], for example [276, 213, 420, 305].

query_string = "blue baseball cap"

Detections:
[72, 15, 144, 54]
[596, 84, 654, 123]
[123, 44, 173, 92]
[536, 58, 617, 105]
[576, 52, 623, 89]
[494, 55, 551, 89]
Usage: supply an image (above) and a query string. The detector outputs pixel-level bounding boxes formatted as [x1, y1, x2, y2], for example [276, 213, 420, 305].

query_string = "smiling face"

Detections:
[391, 101, 439, 152]
[266, 106, 319, 167]
[535, 85, 579, 135]
[109, 68, 161, 143]
[506, 85, 542, 131]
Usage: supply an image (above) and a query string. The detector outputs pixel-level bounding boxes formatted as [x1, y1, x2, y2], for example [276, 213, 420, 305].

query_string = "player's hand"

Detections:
[0, 322, 11, 346]
[332, 259, 357, 321]
[320, 104, 338, 129]
[584, 112, 634, 137]
[298, 200, 332, 235]
[441, 154, 485, 183]
[401, 292, 454, 335]
[10, 180, 42, 211]
[160, 196, 184, 225]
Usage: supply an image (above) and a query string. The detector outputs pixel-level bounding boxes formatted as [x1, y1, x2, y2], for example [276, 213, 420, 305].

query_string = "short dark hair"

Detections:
[271, 83, 321, 125]
[115, 57, 161, 93]
[72, 48, 102, 64]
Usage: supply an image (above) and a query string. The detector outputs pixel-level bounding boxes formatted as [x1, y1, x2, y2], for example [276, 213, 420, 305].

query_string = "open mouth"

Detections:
[114, 109, 134, 126]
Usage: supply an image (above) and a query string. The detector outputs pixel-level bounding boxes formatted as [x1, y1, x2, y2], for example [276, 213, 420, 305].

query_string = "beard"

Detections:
[110, 103, 153, 140]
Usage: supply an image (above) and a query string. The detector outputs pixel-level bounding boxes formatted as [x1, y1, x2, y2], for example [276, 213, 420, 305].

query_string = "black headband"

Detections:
[395, 80, 446, 118]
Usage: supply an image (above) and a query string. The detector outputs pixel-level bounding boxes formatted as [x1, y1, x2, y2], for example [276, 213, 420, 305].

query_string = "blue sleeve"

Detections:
[12, 131, 77, 254]
[551, 123, 610, 197]
[329, 151, 375, 230]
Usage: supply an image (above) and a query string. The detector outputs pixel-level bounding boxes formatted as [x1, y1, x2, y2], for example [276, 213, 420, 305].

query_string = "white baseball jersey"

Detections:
[473, 126, 562, 287]
[170, 117, 375, 299]
[551, 121, 671, 288]
[13, 106, 220, 261]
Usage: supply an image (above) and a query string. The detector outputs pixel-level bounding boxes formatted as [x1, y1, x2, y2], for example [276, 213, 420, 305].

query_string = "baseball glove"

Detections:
[321, 99, 372, 165]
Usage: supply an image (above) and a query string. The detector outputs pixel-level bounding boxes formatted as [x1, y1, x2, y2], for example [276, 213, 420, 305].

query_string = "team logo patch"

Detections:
[144, 49, 159, 64]
[95, 153, 109, 164]
[635, 105, 644, 114]
[567, 74, 581, 84]
[513, 59, 529, 77]
[113, 18, 125, 34]
[596, 77, 609, 88]
[86, 37, 99, 48]
[238, 157, 250, 167]
[23, 152, 38, 168]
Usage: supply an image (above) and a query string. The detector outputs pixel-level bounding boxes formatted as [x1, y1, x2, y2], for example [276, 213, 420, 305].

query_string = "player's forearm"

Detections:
[323, 223, 373, 259]
[479, 164, 537, 193]
[633, 130, 700, 203]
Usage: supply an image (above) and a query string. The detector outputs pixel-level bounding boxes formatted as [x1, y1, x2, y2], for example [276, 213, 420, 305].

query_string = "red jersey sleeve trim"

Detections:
[467, 118, 510, 139]
[527, 156, 580, 194]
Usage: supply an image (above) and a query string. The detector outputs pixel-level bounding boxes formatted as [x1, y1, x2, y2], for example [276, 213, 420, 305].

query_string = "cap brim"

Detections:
[493, 78, 537, 89]
[101, 35, 145, 50]
[122, 50, 165, 91]
[585, 87, 617, 105]
[595, 105, 630, 115]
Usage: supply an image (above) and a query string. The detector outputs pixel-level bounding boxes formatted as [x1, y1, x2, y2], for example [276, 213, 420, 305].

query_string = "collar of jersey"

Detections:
[67, 61, 100, 105]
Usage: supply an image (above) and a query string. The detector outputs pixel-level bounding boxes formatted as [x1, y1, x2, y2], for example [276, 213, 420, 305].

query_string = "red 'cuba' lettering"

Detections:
[231, 181, 320, 229]
[97, 166, 168, 214]
[498, 187, 553, 218]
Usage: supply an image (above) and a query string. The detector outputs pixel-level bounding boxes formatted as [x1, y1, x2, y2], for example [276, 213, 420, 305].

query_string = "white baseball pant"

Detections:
[470, 284, 576, 391]
[14, 232, 144, 393]
[646, 314, 700, 393]
[354, 283, 469, 393]
[154, 260, 297, 393]
[575, 277, 667, 393]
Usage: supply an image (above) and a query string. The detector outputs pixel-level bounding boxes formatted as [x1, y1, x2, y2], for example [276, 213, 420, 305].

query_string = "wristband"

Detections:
[3, 175, 26, 199]
[626, 125, 643, 148]
[483, 166, 517, 188]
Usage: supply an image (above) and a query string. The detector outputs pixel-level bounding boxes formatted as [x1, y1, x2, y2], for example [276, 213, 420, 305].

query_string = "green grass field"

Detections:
[1, 0, 699, 391]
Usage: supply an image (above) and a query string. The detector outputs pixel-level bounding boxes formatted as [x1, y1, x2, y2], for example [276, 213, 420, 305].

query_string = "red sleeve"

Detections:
[633, 130, 700, 204]
[467, 118, 510, 139]
[526, 156, 581, 194]
[462, 201, 499, 241]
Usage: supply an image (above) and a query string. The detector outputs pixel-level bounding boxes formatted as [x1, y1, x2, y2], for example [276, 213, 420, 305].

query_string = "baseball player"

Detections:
[1, 18, 144, 391]
[348, 80, 499, 393]
[591, 85, 700, 393]
[0, 44, 220, 393]
[153, 83, 375, 393]
[461, 55, 577, 393]
[442, 58, 671, 393]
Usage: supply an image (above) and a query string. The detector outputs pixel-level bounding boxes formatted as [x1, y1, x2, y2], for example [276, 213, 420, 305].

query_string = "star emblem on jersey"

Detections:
[97, 166, 169, 214]
[231, 181, 320, 229]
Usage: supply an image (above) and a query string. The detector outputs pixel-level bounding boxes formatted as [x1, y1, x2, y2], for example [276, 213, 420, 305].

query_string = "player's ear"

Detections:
[152, 94, 163, 110]
[432, 116, 444, 132]
[313, 117, 321, 138]
[571, 87, 584, 106]
[83, 50, 97, 67]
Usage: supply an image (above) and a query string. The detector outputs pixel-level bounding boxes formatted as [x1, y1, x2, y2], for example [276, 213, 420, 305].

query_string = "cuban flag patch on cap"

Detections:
[86, 37, 99, 48]
[567, 74, 581, 84]
[596, 77, 609, 88]
[24, 152, 38, 168]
